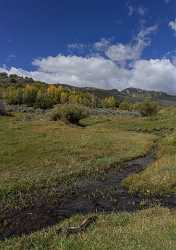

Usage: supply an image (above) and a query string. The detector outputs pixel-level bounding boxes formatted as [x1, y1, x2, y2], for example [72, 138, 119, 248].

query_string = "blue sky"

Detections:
[1, 0, 176, 92]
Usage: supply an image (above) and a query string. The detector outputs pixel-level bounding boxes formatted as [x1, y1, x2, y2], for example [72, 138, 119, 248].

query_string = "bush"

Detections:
[119, 100, 131, 111]
[50, 104, 89, 124]
[139, 99, 159, 117]
[0, 100, 6, 116]
[131, 102, 141, 112]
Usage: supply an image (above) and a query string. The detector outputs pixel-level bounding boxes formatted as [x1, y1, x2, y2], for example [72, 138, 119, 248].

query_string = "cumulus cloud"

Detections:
[2, 57, 176, 94]
[0, 56, 130, 89]
[32, 55, 130, 89]
[130, 59, 176, 93]
[2, 25, 176, 93]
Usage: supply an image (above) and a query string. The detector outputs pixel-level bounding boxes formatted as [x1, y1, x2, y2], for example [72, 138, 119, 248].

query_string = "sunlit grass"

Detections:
[0, 114, 154, 192]
[123, 130, 176, 196]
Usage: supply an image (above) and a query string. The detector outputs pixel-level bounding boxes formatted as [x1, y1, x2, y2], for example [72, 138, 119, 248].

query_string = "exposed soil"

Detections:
[0, 146, 176, 240]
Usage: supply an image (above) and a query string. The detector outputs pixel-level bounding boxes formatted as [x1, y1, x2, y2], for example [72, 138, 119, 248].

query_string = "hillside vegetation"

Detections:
[1, 72, 176, 107]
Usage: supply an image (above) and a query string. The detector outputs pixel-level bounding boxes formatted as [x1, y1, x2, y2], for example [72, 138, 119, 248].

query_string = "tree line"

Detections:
[0, 84, 159, 116]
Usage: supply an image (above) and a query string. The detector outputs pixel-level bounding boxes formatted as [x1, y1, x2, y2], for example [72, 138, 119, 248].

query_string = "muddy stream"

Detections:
[1, 146, 176, 240]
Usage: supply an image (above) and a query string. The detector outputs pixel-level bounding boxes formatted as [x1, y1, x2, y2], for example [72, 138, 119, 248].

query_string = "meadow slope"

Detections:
[1, 108, 176, 249]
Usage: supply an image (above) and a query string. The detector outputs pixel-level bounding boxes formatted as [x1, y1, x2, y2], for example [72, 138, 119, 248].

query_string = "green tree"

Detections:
[47, 85, 61, 104]
[68, 94, 80, 104]
[102, 96, 118, 108]
[35, 90, 54, 109]
[23, 85, 38, 106]
[16, 88, 24, 104]
[119, 98, 131, 111]
[60, 92, 68, 104]
[6, 87, 18, 105]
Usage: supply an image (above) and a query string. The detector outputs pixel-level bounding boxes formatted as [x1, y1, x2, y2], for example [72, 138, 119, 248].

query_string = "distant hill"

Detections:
[57, 83, 126, 101]
[0, 72, 35, 85]
[122, 87, 176, 106]
[122, 87, 172, 99]
[59, 84, 176, 106]
[1, 72, 176, 105]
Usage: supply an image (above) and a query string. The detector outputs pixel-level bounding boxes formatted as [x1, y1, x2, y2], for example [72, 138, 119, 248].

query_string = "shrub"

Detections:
[119, 100, 131, 111]
[60, 92, 69, 104]
[131, 102, 141, 112]
[50, 104, 89, 125]
[138, 99, 159, 117]
[0, 100, 6, 115]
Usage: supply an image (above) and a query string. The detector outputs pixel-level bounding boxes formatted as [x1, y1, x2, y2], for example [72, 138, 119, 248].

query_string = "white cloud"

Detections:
[130, 59, 176, 93]
[105, 25, 157, 64]
[2, 25, 176, 93]
[2, 57, 176, 93]
[105, 44, 136, 63]
[94, 38, 112, 51]
[0, 56, 130, 89]
[32, 55, 131, 89]
[63, 26, 157, 66]
[169, 19, 176, 32]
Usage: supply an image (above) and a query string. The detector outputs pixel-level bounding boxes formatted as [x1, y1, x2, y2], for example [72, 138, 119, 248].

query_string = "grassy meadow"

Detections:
[123, 108, 176, 196]
[1, 106, 176, 249]
[0, 113, 154, 192]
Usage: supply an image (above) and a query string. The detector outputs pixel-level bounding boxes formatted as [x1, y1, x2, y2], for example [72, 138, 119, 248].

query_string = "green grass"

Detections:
[123, 131, 176, 196]
[2, 108, 176, 249]
[0, 113, 154, 193]
[0, 111, 156, 217]
[82, 107, 176, 135]
[121, 108, 176, 196]
[1, 207, 176, 250]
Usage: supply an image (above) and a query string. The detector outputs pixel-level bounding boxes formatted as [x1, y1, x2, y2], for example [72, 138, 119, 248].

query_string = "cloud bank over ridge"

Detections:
[1, 25, 176, 93]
